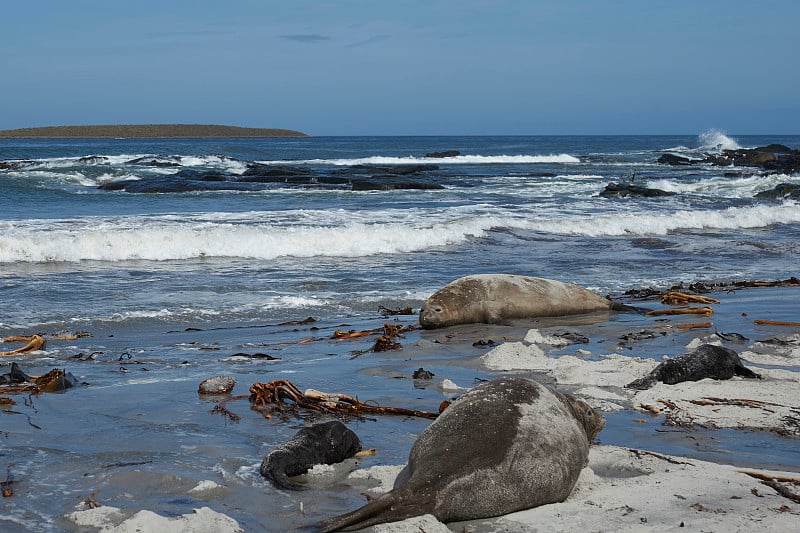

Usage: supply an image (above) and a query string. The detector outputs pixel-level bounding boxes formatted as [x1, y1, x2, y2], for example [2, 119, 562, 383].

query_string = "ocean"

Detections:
[1, 131, 799, 531]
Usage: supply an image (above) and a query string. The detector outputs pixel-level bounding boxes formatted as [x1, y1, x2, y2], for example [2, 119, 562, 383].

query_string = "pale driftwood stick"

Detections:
[646, 306, 714, 317]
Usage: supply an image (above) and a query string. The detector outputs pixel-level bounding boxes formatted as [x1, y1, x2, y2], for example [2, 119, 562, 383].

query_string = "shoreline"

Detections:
[0, 124, 309, 138]
[3, 282, 800, 532]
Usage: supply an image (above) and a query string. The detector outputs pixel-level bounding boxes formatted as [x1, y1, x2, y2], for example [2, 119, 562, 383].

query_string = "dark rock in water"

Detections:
[755, 144, 794, 154]
[657, 153, 694, 165]
[351, 178, 444, 191]
[77, 156, 109, 165]
[412, 368, 435, 380]
[425, 150, 460, 158]
[242, 164, 314, 177]
[260, 421, 362, 490]
[625, 344, 760, 390]
[0, 362, 34, 385]
[755, 183, 800, 200]
[198, 375, 236, 395]
[600, 182, 674, 198]
[344, 164, 439, 176]
[0, 159, 36, 170]
[125, 156, 182, 167]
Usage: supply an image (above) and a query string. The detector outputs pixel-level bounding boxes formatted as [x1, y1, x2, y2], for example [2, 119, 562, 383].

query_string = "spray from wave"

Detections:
[697, 129, 741, 152]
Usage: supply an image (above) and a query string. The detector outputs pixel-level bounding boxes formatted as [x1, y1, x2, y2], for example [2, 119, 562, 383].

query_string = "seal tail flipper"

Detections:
[735, 364, 761, 379]
[317, 488, 429, 533]
[610, 301, 650, 314]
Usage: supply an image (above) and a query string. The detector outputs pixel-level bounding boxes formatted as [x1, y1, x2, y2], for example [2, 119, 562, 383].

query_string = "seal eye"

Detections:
[433, 307, 442, 313]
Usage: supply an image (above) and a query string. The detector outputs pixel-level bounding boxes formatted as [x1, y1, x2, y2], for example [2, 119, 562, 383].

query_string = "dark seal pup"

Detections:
[318, 377, 604, 532]
[626, 344, 761, 390]
[260, 420, 362, 490]
[419, 274, 637, 329]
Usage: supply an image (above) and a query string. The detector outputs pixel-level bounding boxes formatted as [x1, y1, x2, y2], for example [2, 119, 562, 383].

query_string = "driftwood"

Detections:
[646, 306, 714, 317]
[0, 335, 45, 356]
[660, 292, 720, 305]
[739, 470, 800, 504]
[674, 322, 714, 330]
[754, 319, 800, 327]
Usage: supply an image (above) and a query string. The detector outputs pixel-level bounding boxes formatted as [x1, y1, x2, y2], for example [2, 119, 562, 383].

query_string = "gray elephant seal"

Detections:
[260, 420, 361, 490]
[318, 377, 604, 532]
[419, 274, 636, 329]
[626, 344, 761, 390]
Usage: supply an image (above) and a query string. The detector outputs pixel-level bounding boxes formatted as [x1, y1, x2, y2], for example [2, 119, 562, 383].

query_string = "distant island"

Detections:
[0, 124, 309, 138]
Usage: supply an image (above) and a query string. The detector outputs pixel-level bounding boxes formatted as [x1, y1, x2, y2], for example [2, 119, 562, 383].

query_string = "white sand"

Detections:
[481, 330, 800, 434]
[343, 446, 800, 532]
[68, 505, 243, 533]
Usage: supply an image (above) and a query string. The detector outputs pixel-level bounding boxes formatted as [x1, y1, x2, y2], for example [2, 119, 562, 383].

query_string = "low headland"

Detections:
[0, 124, 308, 138]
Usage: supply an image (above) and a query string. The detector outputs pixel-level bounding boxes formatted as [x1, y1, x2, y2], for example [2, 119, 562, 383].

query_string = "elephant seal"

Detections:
[626, 344, 761, 390]
[318, 377, 604, 532]
[419, 274, 636, 329]
[260, 420, 362, 490]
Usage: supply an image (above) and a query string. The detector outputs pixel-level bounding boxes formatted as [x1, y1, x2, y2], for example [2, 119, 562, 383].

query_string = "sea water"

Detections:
[1, 132, 799, 531]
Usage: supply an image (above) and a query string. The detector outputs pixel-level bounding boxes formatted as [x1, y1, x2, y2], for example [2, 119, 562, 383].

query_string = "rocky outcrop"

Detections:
[755, 183, 800, 200]
[424, 150, 460, 158]
[657, 153, 695, 166]
[600, 182, 674, 198]
[659, 145, 800, 174]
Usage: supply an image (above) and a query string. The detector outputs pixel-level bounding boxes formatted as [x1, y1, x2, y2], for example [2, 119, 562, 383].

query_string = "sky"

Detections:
[2, 0, 798, 136]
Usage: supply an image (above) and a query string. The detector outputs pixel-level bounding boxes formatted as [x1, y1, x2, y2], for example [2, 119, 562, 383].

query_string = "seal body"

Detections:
[318, 377, 604, 532]
[419, 274, 618, 329]
[260, 420, 361, 490]
[626, 344, 761, 390]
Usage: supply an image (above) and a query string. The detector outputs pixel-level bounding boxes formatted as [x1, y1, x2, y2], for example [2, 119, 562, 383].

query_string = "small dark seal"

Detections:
[260, 420, 362, 490]
[626, 344, 761, 390]
[318, 377, 604, 532]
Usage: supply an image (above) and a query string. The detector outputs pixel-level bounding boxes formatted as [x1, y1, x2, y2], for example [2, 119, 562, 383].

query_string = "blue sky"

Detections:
[3, 1, 798, 135]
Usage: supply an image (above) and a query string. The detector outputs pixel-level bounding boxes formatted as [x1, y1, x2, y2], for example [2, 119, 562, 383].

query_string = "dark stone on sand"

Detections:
[755, 183, 800, 200]
[412, 368, 435, 380]
[425, 150, 460, 158]
[600, 182, 674, 198]
[625, 344, 760, 390]
[198, 375, 236, 395]
[657, 153, 694, 165]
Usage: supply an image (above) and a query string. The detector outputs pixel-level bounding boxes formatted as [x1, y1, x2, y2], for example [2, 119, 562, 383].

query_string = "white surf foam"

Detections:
[256, 154, 581, 166]
[697, 129, 741, 152]
[528, 203, 800, 237]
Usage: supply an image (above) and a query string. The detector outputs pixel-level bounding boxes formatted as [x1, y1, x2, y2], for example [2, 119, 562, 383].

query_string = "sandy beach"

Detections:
[5, 282, 795, 532]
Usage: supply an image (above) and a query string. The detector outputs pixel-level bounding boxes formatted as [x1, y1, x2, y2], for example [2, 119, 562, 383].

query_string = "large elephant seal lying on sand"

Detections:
[419, 274, 634, 329]
[626, 344, 761, 390]
[318, 377, 604, 532]
[260, 421, 362, 490]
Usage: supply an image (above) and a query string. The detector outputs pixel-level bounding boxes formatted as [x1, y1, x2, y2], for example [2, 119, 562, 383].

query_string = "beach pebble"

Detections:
[198, 375, 236, 395]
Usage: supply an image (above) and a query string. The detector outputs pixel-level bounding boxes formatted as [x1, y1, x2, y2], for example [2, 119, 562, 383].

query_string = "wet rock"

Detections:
[657, 153, 694, 165]
[425, 150, 460, 158]
[755, 183, 800, 200]
[198, 375, 236, 395]
[413, 368, 435, 380]
[600, 182, 674, 198]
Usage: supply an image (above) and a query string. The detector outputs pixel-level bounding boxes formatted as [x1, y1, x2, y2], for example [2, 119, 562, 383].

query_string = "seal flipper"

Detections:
[734, 363, 761, 380]
[317, 487, 433, 533]
[610, 301, 649, 314]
